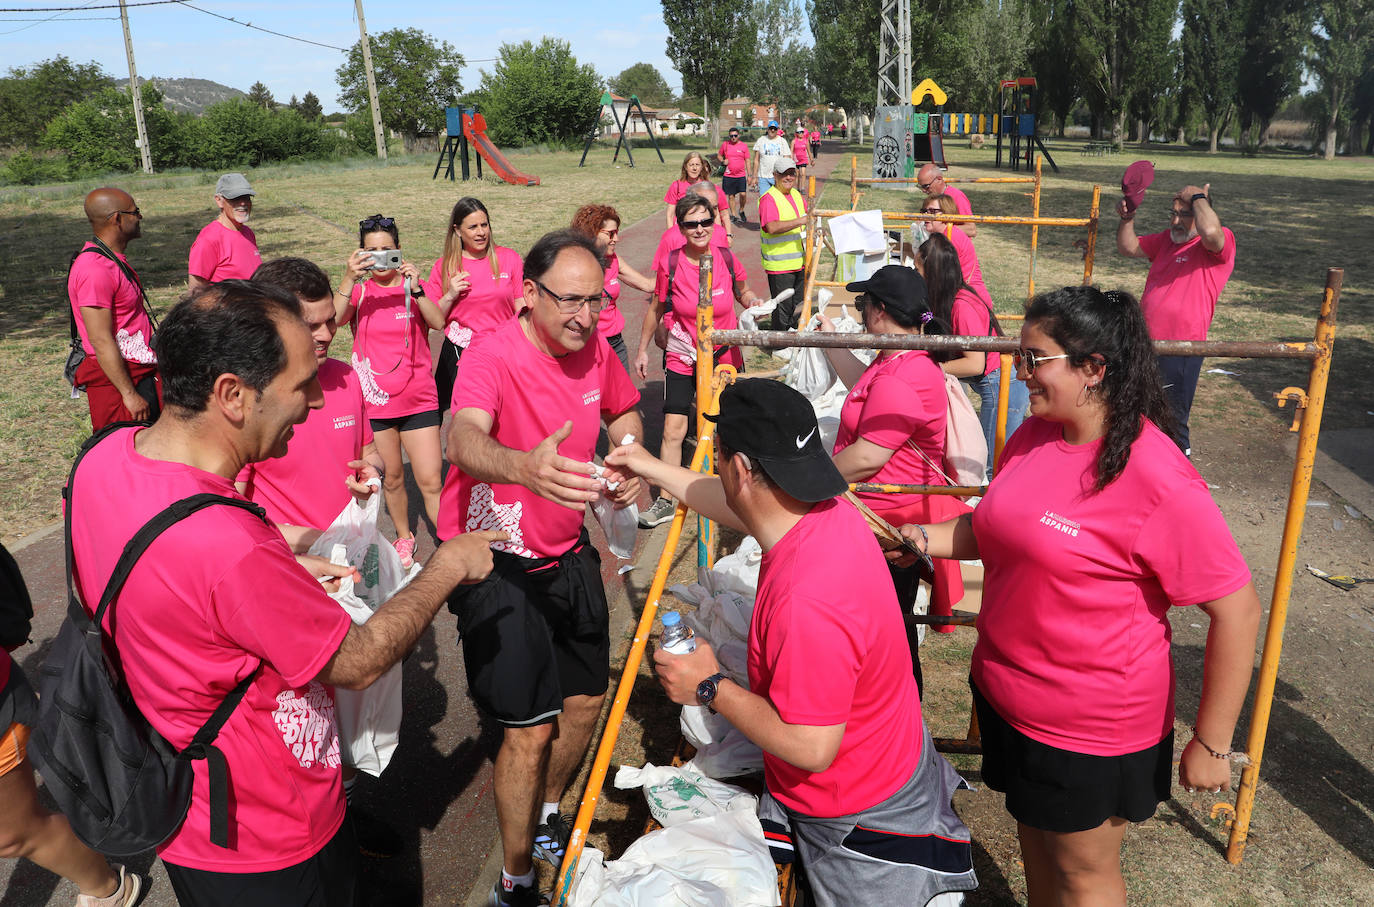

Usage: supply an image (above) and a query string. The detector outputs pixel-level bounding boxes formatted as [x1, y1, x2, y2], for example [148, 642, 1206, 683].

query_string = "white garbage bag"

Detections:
[614, 762, 758, 827]
[567, 811, 780, 907]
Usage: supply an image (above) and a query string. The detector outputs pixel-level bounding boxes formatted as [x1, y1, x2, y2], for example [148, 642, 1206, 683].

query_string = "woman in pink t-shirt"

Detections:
[336, 214, 442, 566]
[790, 126, 810, 183]
[902, 285, 1261, 903]
[663, 152, 712, 229]
[569, 203, 654, 375]
[634, 191, 763, 528]
[425, 197, 524, 412]
[922, 194, 989, 304]
[917, 232, 1029, 476]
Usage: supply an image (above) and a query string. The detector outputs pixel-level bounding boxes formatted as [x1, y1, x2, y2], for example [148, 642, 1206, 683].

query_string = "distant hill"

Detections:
[139, 77, 245, 114]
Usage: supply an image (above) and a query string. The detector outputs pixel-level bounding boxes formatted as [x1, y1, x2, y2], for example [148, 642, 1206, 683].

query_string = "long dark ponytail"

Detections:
[1025, 285, 1176, 490]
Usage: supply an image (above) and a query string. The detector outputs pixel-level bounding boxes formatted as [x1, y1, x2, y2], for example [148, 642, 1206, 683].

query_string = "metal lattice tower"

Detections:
[876, 0, 912, 109]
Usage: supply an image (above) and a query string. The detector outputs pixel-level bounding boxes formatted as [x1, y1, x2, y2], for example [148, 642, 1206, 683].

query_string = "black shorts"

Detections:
[722, 175, 748, 197]
[434, 340, 463, 414]
[605, 332, 631, 375]
[163, 818, 356, 906]
[369, 409, 441, 434]
[447, 529, 609, 726]
[972, 680, 1172, 833]
[663, 370, 697, 417]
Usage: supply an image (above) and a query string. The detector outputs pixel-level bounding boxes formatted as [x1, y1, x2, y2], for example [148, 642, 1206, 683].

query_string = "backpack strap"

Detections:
[66, 436, 269, 849]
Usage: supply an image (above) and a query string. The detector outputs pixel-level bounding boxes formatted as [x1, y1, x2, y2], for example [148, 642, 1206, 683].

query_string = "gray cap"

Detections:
[214, 172, 255, 199]
[772, 158, 798, 177]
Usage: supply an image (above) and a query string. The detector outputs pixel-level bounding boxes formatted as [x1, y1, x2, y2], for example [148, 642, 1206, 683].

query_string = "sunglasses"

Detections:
[534, 280, 609, 315]
[920, 207, 942, 215]
[1012, 350, 1071, 373]
[728, 133, 740, 138]
[110, 207, 142, 219]
[360, 215, 396, 230]
[679, 217, 714, 231]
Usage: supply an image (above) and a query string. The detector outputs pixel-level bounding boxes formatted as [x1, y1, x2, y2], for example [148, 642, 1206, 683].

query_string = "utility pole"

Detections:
[353, 0, 387, 160]
[118, 0, 153, 173]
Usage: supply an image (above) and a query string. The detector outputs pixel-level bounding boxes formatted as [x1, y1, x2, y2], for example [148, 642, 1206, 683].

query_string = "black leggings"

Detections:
[434, 340, 462, 414]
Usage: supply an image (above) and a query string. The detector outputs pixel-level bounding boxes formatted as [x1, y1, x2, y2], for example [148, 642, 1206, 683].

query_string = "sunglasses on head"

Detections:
[360, 215, 395, 230]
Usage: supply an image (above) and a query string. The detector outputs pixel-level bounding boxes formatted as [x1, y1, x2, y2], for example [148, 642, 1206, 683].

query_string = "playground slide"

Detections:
[463, 115, 540, 187]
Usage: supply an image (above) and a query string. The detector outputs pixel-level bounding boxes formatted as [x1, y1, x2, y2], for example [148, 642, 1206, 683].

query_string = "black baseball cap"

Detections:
[845, 265, 929, 321]
[707, 379, 846, 503]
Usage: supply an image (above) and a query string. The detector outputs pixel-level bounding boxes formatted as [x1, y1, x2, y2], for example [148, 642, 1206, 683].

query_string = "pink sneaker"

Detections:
[393, 536, 416, 568]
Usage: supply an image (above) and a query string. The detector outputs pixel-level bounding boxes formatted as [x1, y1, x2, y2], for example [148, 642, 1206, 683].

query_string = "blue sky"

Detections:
[0, 0, 695, 112]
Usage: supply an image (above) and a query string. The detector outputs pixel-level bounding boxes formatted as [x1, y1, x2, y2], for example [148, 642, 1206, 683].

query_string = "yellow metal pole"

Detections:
[798, 237, 824, 328]
[993, 353, 1012, 471]
[1083, 184, 1100, 284]
[1028, 155, 1042, 303]
[813, 209, 1093, 228]
[696, 253, 715, 569]
[1226, 269, 1342, 864]
[850, 154, 858, 209]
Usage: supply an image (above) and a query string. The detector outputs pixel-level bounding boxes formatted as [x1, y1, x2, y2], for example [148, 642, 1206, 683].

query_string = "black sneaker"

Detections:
[487, 879, 545, 907]
[532, 812, 572, 865]
[637, 497, 676, 529]
[350, 806, 403, 859]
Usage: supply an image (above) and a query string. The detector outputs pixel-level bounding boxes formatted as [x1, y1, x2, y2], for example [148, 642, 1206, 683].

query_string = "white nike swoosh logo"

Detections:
[796, 428, 816, 449]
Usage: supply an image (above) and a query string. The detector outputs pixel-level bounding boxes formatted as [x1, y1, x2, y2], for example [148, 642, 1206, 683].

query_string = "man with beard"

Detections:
[1115, 183, 1235, 455]
[188, 172, 262, 288]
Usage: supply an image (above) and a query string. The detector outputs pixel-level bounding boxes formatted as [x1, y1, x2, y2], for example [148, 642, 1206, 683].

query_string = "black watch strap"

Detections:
[1191, 192, 1208, 203]
[697, 671, 728, 712]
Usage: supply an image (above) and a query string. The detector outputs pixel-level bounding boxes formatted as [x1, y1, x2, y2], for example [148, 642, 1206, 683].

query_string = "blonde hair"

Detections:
[679, 152, 712, 183]
[441, 197, 499, 282]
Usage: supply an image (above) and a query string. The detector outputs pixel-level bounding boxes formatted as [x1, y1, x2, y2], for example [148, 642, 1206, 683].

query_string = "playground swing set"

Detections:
[547, 151, 1346, 904]
[579, 91, 666, 168]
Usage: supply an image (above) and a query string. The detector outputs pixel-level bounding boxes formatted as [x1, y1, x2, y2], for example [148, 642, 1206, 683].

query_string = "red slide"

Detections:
[462, 113, 540, 187]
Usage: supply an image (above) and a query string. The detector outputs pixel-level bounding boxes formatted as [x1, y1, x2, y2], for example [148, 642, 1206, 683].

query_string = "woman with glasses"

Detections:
[425, 197, 524, 412]
[634, 192, 763, 528]
[922, 194, 991, 307]
[816, 265, 971, 692]
[335, 215, 442, 567]
[900, 285, 1260, 905]
[917, 232, 1028, 476]
[569, 204, 655, 375]
[663, 152, 713, 229]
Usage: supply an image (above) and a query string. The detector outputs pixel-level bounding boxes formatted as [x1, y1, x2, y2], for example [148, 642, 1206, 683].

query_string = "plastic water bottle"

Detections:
[659, 611, 697, 654]
[591, 434, 639, 559]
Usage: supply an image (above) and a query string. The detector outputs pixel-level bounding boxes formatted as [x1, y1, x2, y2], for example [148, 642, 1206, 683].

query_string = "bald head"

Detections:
[917, 163, 942, 193]
[84, 187, 134, 227]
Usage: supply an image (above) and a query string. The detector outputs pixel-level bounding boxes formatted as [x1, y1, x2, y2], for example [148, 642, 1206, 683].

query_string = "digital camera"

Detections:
[364, 249, 403, 270]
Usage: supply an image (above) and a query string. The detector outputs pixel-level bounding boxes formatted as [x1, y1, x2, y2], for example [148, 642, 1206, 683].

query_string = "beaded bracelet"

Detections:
[913, 523, 930, 551]
[1191, 727, 1251, 765]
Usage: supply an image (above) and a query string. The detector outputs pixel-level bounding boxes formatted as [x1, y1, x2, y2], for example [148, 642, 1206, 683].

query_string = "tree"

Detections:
[1028, 0, 1079, 135]
[336, 27, 463, 140]
[299, 91, 324, 122]
[1237, 0, 1313, 148]
[1310, 0, 1374, 159]
[43, 83, 180, 175]
[247, 81, 276, 109]
[944, 0, 1033, 115]
[749, 0, 815, 119]
[663, 0, 757, 143]
[609, 63, 673, 108]
[0, 56, 113, 148]
[1073, 0, 1179, 143]
[1181, 0, 1246, 152]
[808, 0, 879, 120]
[475, 38, 601, 146]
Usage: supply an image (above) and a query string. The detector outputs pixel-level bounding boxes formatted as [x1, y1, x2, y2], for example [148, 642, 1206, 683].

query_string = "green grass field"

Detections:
[1, 138, 1370, 543]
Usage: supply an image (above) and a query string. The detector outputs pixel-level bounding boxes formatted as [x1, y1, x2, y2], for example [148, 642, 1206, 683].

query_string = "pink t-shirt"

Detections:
[1136, 229, 1237, 341]
[971, 416, 1252, 756]
[188, 220, 260, 282]
[438, 318, 640, 556]
[791, 136, 810, 166]
[834, 351, 947, 511]
[598, 253, 626, 339]
[70, 428, 352, 871]
[347, 280, 438, 418]
[663, 183, 730, 217]
[943, 225, 990, 306]
[67, 242, 156, 363]
[950, 287, 998, 376]
[750, 498, 922, 817]
[653, 248, 746, 376]
[943, 185, 973, 217]
[238, 358, 372, 531]
[719, 140, 750, 178]
[651, 220, 732, 274]
[425, 247, 524, 348]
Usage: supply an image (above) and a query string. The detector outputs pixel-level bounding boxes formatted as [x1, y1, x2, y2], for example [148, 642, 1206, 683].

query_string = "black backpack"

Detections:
[29, 423, 265, 857]
[0, 542, 33, 651]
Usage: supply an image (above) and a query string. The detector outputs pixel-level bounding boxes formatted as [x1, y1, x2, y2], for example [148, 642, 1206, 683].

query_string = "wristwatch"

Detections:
[696, 672, 728, 713]
[1191, 192, 1209, 203]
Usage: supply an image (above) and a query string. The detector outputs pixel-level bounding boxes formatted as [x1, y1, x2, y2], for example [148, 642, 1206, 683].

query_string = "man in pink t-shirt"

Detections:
[1116, 182, 1236, 454]
[238, 258, 383, 547]
[68, 186, 160, 431]
[918, 162, 976, 236]
[612, 379, 977, 906]
[441, 230, 642, 907]
[67, 281, 500, 901]
[718, 126, 752, 225]
[187, 173, 262, 288]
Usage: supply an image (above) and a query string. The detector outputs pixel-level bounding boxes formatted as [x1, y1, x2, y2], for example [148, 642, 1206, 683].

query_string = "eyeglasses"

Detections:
[109, 208, 141, 220]
[360, 215, 395, 230]
[917, 180, 935, 190]
[534, 280, 609, 314]
[728, 133, 740, 138]
[920, 208, 942, 215]
[679, 217, 714, 231]
[1012, 350, 1071, 373]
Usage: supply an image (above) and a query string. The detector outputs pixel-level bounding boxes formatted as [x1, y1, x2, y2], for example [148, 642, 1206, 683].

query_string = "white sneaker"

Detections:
[637, 497, 676, 528]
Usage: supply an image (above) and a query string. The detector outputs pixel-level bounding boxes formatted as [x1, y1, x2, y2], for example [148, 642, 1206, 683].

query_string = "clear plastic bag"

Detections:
[592, 434, 639, 559]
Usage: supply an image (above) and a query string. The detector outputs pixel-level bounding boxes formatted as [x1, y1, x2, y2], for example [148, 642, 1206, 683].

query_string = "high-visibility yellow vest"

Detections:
[760, 186, 806, 274]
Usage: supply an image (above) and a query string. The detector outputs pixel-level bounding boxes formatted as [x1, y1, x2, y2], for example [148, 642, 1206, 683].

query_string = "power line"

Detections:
[0, 0, 100, 36]
[0, 0, 182, 9]
[172, 1, 351, 52]
[0, 14, 117, 18]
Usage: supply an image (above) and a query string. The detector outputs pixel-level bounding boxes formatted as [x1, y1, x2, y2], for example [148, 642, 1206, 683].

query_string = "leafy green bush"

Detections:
[0, 150, 70, 185]
[476, 38, 601, 147]
[43, 83, 180, 176]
